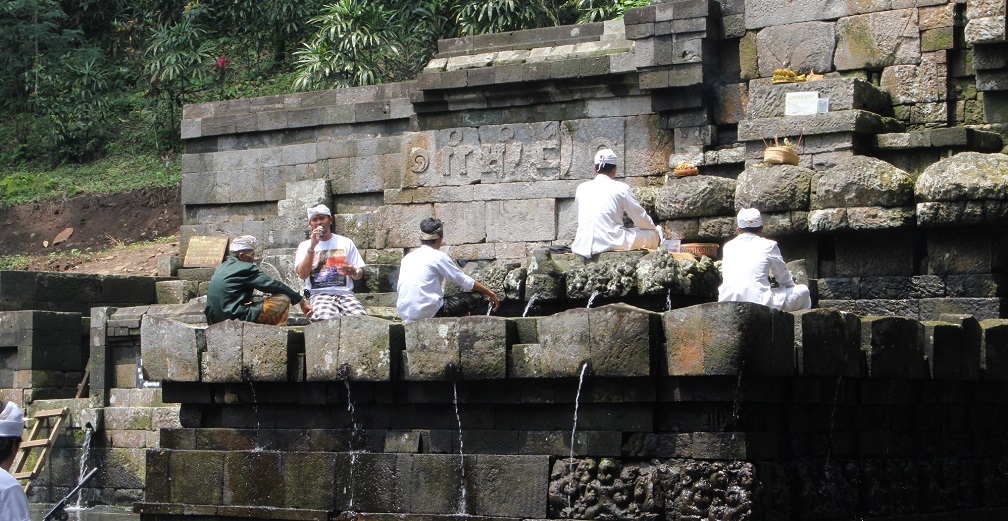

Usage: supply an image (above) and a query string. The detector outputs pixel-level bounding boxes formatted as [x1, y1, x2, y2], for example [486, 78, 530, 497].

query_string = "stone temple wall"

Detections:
[134, 301, 1008, 520]
[178, 0, 1008, 319]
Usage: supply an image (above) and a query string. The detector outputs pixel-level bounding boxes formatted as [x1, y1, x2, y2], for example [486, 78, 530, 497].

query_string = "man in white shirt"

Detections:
[571, 148, 662, 258]
[718, 208, 811, 311]
[0, 401, 30, 521]
[397, 218, 501, 323]
[294, 203, 367, 320]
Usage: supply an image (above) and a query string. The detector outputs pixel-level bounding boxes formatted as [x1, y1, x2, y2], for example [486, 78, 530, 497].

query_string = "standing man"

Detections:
[205, 235, 311, 325]
[718, 208, 811, 311]
[0, 401, 30, 521]
[571, 147, 662, 258]
[295, 203, 368, 320]
[397, 218, 501, 323]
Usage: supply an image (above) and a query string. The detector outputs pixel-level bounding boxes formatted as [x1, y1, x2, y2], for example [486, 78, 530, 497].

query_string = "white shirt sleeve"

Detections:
[767, 243, 795, 287]
[437, 251, 475, 291]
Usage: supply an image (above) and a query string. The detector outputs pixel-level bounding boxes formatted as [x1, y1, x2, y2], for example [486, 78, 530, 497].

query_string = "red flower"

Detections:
[215, 54, 232, 69]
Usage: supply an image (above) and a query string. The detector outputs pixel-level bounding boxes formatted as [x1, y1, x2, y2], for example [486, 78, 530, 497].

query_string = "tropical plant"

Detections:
[575, 0, 649, 23]
[456, 0, 555, 35]
[293, 0, 406, 90]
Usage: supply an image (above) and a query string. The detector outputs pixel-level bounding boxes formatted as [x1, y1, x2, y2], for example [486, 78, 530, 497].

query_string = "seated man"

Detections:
[295, 203, 368, 320]
[571, 147, 662, 258]
[1, 401, 30, 521]
[718, 208, 812, 311]
[397, 218, 501, 323]
[205, 235, 311, 325]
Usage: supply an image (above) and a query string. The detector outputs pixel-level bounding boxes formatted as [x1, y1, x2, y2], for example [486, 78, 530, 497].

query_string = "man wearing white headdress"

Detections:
[205, 235, 312, 325]
[295, 203, 368, 320]
[571, 147, 662, 258]
[718, 208, 811, 311]
[1, 401, 30, 521]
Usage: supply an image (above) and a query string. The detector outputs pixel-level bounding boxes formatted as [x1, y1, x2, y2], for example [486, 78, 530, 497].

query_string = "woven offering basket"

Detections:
[680, 242, 719, 259]
[673, 166, 699, 177]
[764, 146, 799, 165]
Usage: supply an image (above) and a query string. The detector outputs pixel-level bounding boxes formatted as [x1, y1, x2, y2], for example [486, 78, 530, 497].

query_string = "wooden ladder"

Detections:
[11, 407, 69, 494]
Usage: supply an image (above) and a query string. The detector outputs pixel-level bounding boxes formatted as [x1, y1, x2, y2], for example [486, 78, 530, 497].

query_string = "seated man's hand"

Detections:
[488, 291, 502, 311]
[300, 299, 313, 319]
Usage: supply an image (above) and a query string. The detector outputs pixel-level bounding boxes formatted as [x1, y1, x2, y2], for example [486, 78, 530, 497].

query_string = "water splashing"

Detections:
[666, 289, 672, 311]
[452, 379, 469, 515]
[568, 361, 590, 510]
[248, 381, 262, 451]
[486, 301, 493, 315]
[74, 424, 94, 509]
[586, 290, 600, 309]
[522, 293, 540, 317]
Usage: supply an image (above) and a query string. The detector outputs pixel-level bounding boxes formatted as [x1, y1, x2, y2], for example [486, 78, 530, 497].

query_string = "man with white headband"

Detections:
[1, 401, 30, 521]
[205, 235, 312, 325]
[718, 208, 811, 311]
[295, 203, 368, 320]
[571, 147, 662, 258]
[396, 217, 501, 323]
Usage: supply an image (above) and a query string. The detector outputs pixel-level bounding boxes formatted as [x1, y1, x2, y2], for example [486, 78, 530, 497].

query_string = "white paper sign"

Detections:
[785, 92, 819, 116]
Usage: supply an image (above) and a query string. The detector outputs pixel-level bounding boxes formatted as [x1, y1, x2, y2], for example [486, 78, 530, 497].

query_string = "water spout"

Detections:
[74, 424, 94, 509]
[522, 293, 540, 317]
[586, 290, 600, 309]
[666, 288, 672, 311]
[452, 378, 468, 515]
[568, 361, 591, 510]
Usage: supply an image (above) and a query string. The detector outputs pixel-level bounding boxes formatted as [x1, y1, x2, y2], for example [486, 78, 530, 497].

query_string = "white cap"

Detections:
[0, 401, 24, 437]
[737, 208, 763, 229]
[593, 148, 617, 168]
[307, 204, 331, 219]
[229, 235, 258, 252]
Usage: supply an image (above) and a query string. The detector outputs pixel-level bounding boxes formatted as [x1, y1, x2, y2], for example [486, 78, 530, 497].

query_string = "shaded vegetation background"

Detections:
[0, 0, 645, 207]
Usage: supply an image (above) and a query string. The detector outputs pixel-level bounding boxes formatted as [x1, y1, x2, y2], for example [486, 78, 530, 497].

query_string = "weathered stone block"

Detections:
[204, 321, 243, 382]
[834, 10, 921, 71]
[813, 156, 915, 209]
[304, 319, 341, 381]
[587, 303, 652, 377]
[656, 175, 735, 219]
[350, 453, 411, 513]
[471, 454, 549, 518]
[919, 297, 1001, 321]
[458, 316, 508, 380]
[242, 322, 295, 381]
[834, 231, 914, 277]
[664, 302, 794, 376]
[282, 452, 337, 511]
[860, 316, 927, 378]
[170, 450, 224, 505]
[224, 451, 284, 507]
[927, 227, 1006, 275]
[735, 163, 814, 212]
[755, 22, 836, 78]
[528, 309, 591, 377]
[926, 314, 981, 379]
[141, 315, 205, 382]
[981, 319, 1008, 380]
[340, 316, 397, 381]
[793, 308, 862, 377]
[404, 319, 460, 380]
[945, 274, 1003, 297]
[409, 454, 462, 514]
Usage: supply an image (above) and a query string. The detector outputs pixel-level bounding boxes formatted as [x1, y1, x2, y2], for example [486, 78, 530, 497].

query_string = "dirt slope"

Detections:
[0, 187, 182, 275]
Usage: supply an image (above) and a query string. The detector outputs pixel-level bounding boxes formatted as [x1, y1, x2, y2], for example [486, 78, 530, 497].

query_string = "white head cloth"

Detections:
[307, 204, 332, 219]
[0, 401, 24, 437]
[229, 235, 258, 252]
[593, 148, 617, 168]
[737, 208, 763, 229]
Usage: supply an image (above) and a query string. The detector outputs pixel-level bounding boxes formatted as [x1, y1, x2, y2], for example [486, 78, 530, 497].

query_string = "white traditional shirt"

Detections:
[397, 245, 475, 323]
[571, 174, 659, 257]
[718, 232, 796, 307]
[0, 467, 30, 521]
[295, 234, 365, 296]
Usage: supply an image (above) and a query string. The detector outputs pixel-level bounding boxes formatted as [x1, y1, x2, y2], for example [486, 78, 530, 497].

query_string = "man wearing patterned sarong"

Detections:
[204, 235, 312, 326]
[294, 204, 368, 320]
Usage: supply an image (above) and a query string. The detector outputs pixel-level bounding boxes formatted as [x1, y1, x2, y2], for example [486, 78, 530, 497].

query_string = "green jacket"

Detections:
[204, 256, 303, 325]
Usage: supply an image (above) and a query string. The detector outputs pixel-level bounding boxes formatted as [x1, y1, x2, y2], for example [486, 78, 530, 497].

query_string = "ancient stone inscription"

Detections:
[183, 236, 229, 267]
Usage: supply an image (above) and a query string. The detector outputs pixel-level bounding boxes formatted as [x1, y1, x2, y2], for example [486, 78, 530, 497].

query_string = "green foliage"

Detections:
[0, 153, 179, 207]
[575, 0, 650, 23]
[0, 254, 31, 270]
[456, 0, 555, 35]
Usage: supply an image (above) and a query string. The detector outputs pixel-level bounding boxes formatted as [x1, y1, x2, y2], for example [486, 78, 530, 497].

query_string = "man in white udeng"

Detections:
[571, 148, 662, 258]
[295, 203, 367, 320]
[1, 401, 30, 521]
[718, 208, 812, 311]
[397, 218, 501, 323]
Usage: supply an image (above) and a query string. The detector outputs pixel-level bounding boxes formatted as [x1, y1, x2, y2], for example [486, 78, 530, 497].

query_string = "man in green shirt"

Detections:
[204, 235, 312, 325]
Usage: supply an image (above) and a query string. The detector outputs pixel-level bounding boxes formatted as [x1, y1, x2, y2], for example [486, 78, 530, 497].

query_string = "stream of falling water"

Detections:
[568, 362, 589, 510]
[248, 381, 262, 451]
[452, 380, 469, 515]
[522, 293, 540, 317]
[73, 425, 94, 509]
[666, 288, 672, 311]
[586, 290, 600, 309]
[344, 378, 361, 511]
